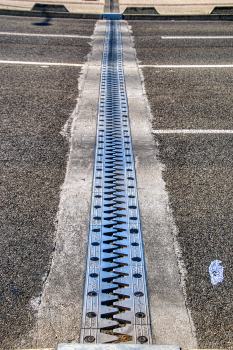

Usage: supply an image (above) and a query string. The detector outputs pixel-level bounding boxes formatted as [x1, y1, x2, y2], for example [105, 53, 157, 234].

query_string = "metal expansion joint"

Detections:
[80, 20, 152, 344]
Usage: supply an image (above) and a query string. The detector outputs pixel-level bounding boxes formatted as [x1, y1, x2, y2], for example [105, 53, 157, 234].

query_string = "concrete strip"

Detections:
[120, 20, 197, 347]
[121, 2, 233, 5]
[17, 20, 106, 350]
[0, 0, 105, 14]
[1, 0, 233, 16]
[123, 14, 233, 19]
[121, 8, 231, 15]
[0, 9, 233, 19]
[0, 0, 233, 15]
[119, 0, 233, 15]
[58, 345, 180, 350]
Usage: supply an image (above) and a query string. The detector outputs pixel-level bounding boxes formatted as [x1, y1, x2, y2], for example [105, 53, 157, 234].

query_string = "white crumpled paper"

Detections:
[209, 260, 224, 285]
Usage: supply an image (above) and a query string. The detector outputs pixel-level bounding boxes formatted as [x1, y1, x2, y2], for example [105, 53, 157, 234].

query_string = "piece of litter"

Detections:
[209, 260, 224, 285]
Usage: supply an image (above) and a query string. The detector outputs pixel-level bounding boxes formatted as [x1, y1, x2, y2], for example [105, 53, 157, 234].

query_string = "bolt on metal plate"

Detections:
[80, 20, 152, 344]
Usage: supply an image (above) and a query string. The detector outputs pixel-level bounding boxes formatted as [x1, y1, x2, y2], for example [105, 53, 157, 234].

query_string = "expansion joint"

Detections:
[80, 20, 152, 344]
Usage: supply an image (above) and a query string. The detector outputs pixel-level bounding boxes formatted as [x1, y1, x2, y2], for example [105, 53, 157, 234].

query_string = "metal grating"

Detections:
[80, 20, 152, 344]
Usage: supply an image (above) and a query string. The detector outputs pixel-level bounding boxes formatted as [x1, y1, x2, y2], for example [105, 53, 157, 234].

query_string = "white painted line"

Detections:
[0, 32, 91, 39]
[152, 129, 233, 134]
[0, 60, 84, 67]
[162, 36, 233, 39]
[139, 65, 233, 68]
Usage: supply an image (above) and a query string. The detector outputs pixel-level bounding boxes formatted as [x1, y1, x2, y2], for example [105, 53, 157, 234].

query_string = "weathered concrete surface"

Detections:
[119, 0, 233, 15]
[1, 0, 232, 15]
[121, 21, 197, 348]
[58, 344, 180, 350]
[0, 0, 104, 14]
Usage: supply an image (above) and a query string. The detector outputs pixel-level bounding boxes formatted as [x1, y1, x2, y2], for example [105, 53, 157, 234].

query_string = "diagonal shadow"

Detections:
[32, 11, 52, 26]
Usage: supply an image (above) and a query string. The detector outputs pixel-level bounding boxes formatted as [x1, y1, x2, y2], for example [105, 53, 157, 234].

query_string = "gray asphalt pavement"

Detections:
[0, 16, 95, 63]
[130, 21, 233, 65]
[1, 16, 233, 350]
[0, 16, 96, 350]
[146, 68, 233, 130]
[130, 20, 233, 349]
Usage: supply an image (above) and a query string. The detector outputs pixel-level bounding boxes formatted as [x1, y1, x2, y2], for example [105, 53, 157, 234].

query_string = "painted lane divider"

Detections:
[161, 36, 233, 39]
[139, 64, 233, 68]
[152, 129, 233, 134]
[0, 32, 91, 38]
[0, 60, 84, 67]
[80, 20, 152, 344]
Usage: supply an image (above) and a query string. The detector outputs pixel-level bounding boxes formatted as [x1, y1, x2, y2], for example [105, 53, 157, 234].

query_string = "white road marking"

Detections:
[162, 36, 233, 39]
[152, 129, 233, 134]
[0, 32, 91, 39]
[140, 64, 233, 68]
[0, 60, 84, 67]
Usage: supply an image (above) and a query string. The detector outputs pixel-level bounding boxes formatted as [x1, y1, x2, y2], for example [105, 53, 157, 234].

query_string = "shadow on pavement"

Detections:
[32, 12, 52, 26]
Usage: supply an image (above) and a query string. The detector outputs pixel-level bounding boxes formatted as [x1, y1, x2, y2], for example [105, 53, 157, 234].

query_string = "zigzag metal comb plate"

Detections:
[80, 20, 152, 344]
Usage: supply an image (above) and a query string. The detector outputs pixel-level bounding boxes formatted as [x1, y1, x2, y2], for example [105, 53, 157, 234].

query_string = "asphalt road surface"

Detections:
[1, 16, 233, 350]
[129, 20, 233, 349]
[0, 16, 96, 350]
